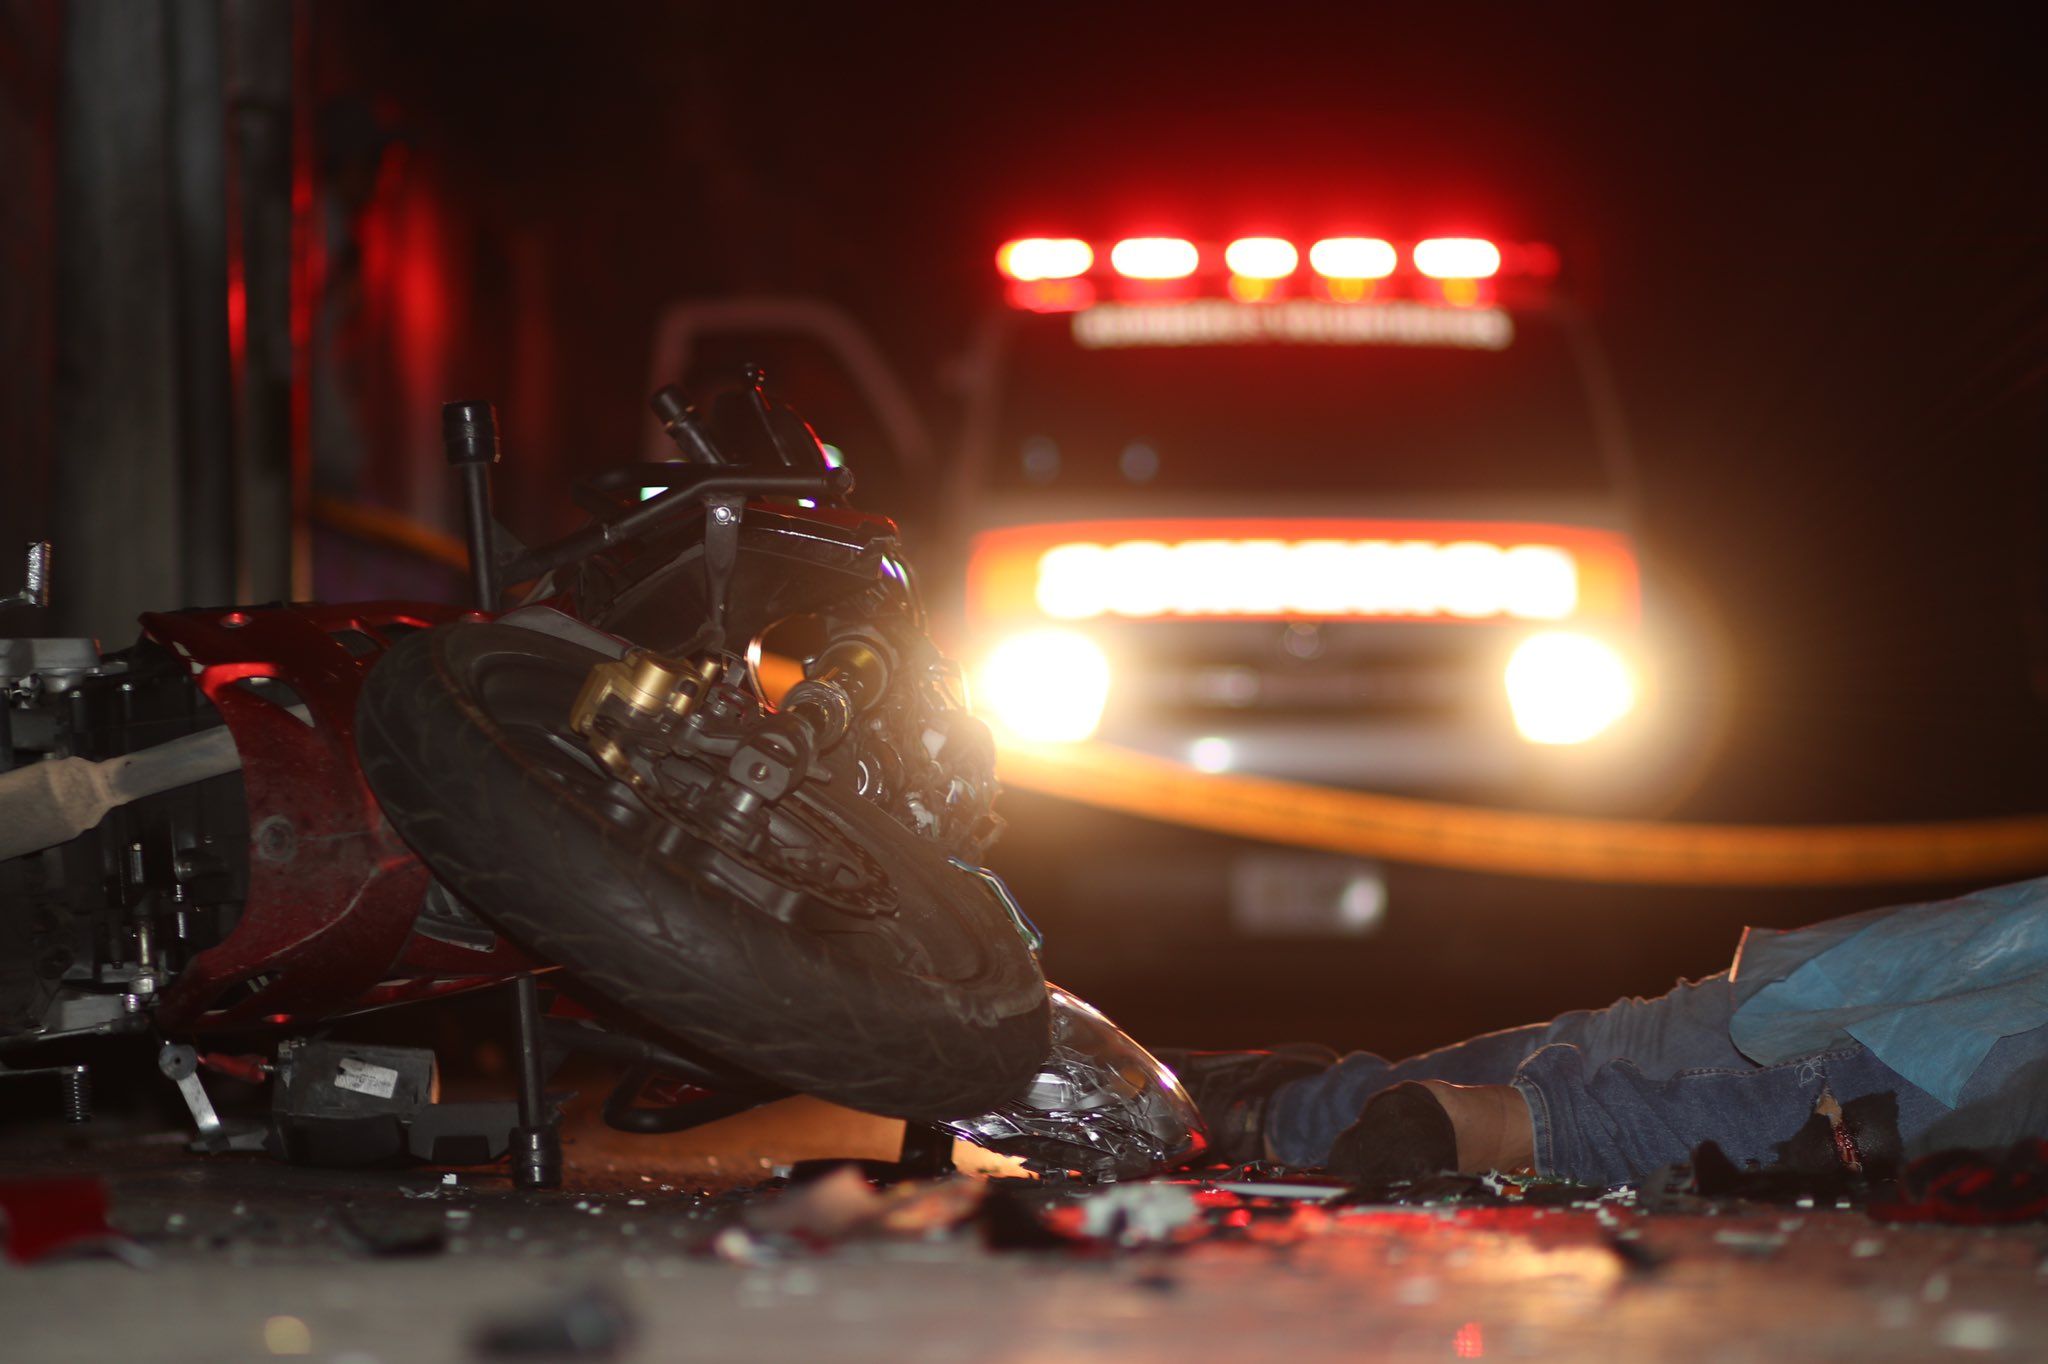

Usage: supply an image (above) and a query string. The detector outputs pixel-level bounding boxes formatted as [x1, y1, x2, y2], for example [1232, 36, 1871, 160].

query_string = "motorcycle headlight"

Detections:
[1504, 631, 1636, 745]
[976, 629, 1112, 743]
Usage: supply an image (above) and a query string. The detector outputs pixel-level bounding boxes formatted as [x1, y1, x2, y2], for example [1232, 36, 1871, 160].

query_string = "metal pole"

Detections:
[225, 0, 296, 605]
[439, 399, 558, 1189]
[440, 401, 502, 608]
[165, 0, 235, 608]
[52, 0, 185, 641]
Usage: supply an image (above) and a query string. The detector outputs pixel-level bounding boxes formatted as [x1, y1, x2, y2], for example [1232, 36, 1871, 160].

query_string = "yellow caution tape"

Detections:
[313, 496, 2048, 888]
[311, 495, 472, 573]
[993, 738, 2048, 888]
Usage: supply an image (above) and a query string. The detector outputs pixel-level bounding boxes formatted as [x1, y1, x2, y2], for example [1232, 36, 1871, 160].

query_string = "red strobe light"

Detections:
[997, 238, 1094, 281]
[1308, 237, 1399, 279]
[1223, 237, 1299, 280]
[1110, 237, 1199, 280]
[1413, 237, 1502, 279]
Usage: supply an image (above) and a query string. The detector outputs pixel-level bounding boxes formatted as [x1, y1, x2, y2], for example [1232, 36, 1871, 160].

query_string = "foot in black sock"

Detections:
[1323, 1081, 1458, 1186]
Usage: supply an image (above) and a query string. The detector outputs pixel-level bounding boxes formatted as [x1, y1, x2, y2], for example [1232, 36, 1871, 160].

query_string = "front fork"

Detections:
[568, 631, 884, 847]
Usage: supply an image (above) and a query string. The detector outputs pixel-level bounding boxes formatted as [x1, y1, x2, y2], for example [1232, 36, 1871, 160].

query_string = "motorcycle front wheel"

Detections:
[355, 621, 1049, 1120]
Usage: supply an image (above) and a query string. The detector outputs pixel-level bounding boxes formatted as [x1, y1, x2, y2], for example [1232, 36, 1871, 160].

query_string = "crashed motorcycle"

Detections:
[0, 374, 1203, 1183]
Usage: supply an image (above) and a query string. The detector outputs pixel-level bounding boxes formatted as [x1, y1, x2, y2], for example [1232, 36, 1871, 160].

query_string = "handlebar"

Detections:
[499, 465, 856, 585]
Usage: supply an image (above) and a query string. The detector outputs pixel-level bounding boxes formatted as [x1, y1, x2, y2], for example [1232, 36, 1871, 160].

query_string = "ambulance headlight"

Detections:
[1504, 632, 1636, 745]
[976, 629, 1112, 743]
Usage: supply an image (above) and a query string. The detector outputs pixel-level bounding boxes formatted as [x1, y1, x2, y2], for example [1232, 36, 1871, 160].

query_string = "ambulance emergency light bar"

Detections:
[998, 236, 1516, 282]
[996, 234, 1557, 315]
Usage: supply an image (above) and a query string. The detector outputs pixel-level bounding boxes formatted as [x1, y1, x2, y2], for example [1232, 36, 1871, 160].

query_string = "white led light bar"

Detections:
[1071, 300, 1513, 351]
[1034, 539, 1580, 622]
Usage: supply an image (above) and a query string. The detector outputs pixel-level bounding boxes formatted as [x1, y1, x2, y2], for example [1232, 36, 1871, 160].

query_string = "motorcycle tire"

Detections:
[355, 621, 1049, 1120]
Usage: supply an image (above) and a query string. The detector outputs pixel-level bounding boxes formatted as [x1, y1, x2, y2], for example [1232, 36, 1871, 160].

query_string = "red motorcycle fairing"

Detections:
[144, 601, 534, 1032]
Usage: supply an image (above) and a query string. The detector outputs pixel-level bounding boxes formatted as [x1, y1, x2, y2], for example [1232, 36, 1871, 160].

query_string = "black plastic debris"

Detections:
[1522, 1180, 1617, 1207]
[1601, 1228, 1670, 1277]
[267, 1040, 534, 1168]
[976, 1187, 1095, 1253]
[332, 1205, 449, 1258]
[471, 1285, 636, 1360]
[1632, 1164, 1701, 1215]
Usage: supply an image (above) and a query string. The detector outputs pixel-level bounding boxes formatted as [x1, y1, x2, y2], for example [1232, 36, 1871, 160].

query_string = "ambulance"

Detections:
[950, 231, 1672, 796]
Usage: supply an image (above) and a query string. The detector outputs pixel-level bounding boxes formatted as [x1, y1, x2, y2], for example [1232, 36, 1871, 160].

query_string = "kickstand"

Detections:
[157, 1044, 264, 1153]
[508, 975, 561, 1189]
[158, 1043, 227, 1151]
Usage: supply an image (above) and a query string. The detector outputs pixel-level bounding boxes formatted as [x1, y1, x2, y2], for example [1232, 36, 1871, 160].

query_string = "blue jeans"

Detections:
[1265, 973, 2048, 1185]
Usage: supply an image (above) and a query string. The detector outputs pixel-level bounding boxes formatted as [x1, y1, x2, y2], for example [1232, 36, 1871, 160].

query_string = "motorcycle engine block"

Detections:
[0, 637, 250, 1046]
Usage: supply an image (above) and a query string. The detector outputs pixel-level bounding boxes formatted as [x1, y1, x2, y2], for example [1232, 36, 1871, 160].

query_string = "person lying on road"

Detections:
[1162, 876, 2048, 1186]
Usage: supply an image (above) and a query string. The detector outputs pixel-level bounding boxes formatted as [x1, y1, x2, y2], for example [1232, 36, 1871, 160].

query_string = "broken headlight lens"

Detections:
[937, 985, 1208, 1181]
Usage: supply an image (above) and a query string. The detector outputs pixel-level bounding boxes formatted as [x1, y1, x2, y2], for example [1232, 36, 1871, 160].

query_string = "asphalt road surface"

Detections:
[5, 1105, 2047, 1363]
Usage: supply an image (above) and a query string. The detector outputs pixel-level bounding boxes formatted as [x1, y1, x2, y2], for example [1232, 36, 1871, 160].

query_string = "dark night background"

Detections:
[4, 3, 2046, 1056]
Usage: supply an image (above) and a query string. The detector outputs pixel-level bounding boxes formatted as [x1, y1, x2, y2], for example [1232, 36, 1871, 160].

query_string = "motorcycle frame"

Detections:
[143, 600, 535, 1032]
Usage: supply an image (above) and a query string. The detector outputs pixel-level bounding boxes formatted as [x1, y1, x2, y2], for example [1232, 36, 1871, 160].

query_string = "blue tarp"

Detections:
[1732, 877, 2048, 1107]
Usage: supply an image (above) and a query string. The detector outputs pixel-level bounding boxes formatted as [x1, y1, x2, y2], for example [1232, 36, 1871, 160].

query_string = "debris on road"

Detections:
[471, 1284, 636, 1360]
[1710, 1227, 1788, 1256]
[1600, 1226, 1670, 1277]
[740, 1166, 987, 1244]
[1935, 1310, 2013, 1352]
[976, 1187, 1096, 1252]
[1872, 1139, 2048, 1225]
[1074, 1181, 1200, 1245]
[332, 1205, 451, 1258]
[0, 1176, 145, 1266]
